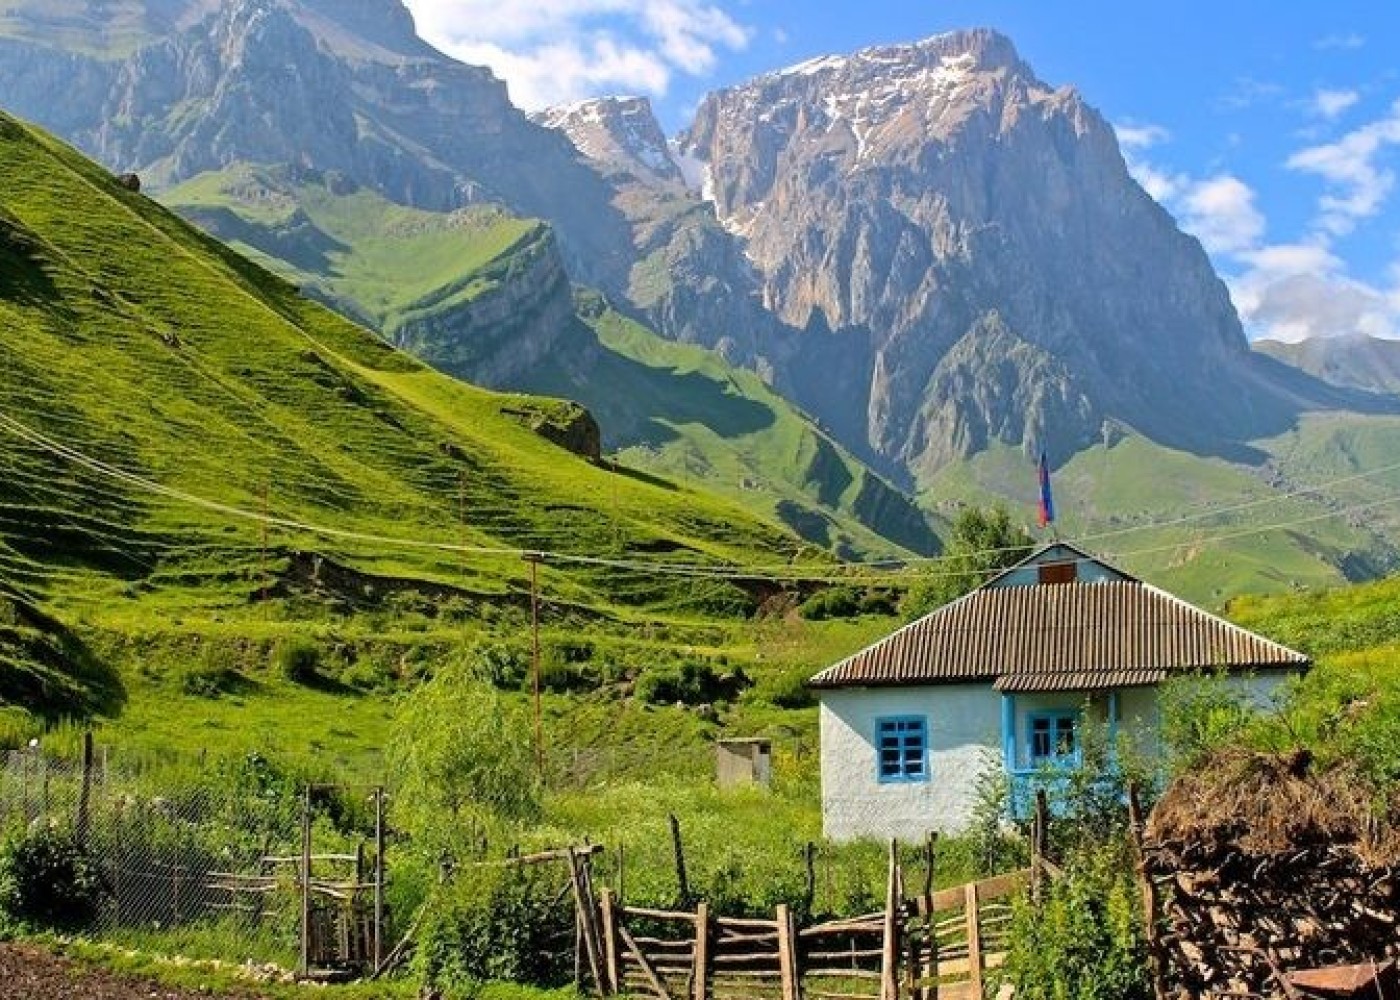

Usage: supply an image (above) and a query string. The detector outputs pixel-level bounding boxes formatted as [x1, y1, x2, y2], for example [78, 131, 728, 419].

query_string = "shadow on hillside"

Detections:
[0, 212, 59, 306]
[547, 319, 778, 449]
[0, 588, 125, 722]
[606, 462, 680, 492]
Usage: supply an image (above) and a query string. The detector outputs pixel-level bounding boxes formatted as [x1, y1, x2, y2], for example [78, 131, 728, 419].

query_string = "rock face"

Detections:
[0, 0, 634, 288]
[672, 29, 1323, 479]
[532, 97, 685, 188]
[390, 224, 580, 388]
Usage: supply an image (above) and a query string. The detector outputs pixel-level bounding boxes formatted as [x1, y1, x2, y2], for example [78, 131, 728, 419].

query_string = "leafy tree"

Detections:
[903, 505, 1034, 617]
[387, 651, 540, 850]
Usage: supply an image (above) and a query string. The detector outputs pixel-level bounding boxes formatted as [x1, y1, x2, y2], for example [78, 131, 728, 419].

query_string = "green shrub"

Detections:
[415, 864, 573, 992]
[274, 637, 321, 685]
[0, 824, 104, 931]
[857, 589, 898, 616]
[999, 843, 1150, 1000]
[751, 663, 816, 709]
[635, 658, 747, 705]
[798, 586, 861, 620]
[1159, 671, 1257, 772]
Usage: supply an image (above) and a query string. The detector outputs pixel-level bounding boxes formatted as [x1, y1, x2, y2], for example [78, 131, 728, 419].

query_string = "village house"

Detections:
[809, 543, 1310, 841]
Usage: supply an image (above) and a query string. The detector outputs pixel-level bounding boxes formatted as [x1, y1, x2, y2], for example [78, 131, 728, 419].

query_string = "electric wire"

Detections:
[2, 407, 1399, 586]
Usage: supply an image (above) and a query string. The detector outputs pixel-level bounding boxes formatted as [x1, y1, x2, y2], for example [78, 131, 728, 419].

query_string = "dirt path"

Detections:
[0, 943, 274, 999]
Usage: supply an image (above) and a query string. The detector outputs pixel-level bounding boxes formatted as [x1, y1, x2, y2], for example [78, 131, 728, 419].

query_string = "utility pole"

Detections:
[259, 479, 269, 610]
[524, 552, 544, 775]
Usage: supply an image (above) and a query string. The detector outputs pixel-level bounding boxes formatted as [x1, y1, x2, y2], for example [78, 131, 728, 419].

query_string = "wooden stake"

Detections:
[374, 786, 386, 969]
[803, 842, 817, 918]
[75, 731, 93, 849]
[526, 553, 544, 775]
[923, 834, 938, 1000]
[1128, 784, 1170, 1000]
[669, 813, 691, 907]
[963, 882, 982, 999]
[776, 903, 799, 1000]
[568, 848, 606, 997]
[299, 786, 312, 978]
[1031, 789, 1049, 906]
[601, 888, 621, 996]
[694, 901, 711, 1000]
[881, 839, 900, 1000]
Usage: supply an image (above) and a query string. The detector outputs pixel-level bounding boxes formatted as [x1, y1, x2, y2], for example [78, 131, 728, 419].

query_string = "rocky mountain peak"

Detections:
[533, 96, 683, 186]
[665, 28, 1322, 478]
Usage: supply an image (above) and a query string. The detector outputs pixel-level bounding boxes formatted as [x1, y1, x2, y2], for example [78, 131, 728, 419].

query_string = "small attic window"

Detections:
[1038, 561, 1076, 585]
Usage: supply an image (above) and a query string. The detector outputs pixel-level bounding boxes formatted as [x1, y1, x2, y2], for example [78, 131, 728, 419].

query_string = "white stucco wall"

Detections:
[819, 671, 1302, 842]
[819, 685, 1001, 842]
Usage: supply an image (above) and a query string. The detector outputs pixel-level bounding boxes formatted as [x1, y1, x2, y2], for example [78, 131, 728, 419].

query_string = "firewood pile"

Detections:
[1143, 750, 1400, 998]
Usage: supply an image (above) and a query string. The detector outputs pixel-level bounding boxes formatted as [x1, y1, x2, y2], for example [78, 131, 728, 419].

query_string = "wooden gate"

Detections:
[582, 846, 1033, 1000]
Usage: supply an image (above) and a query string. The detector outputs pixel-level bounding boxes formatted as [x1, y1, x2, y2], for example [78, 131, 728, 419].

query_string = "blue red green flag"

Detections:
[1037, 451, 1055, 528]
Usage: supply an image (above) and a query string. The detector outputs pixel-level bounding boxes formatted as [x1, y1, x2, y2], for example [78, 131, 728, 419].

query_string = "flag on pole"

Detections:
[1036, 451, 1055, 529]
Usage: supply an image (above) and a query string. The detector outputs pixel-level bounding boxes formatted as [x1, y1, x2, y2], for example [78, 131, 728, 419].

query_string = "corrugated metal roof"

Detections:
[808, 579, 1309, 692]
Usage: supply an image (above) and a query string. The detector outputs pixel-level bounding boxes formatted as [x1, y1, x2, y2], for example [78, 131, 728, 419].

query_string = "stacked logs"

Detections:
[1147, 839, 1399, 996]
[1144, 750, 1400, 998]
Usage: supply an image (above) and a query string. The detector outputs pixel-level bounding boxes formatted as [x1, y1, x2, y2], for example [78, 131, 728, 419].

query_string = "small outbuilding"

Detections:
[809, 542, 1311, 841]
[716, 737, 773, 788]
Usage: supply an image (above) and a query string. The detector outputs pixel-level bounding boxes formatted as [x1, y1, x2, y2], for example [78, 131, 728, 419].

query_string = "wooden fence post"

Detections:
[880, 839, 900, 1000]
[694, 901, 711, 1000]
[1128, 784, 1170, 1000]
[75, 731, 93, 849]
[568, 848, 606, 997]
[963, 882, 982, 999]
[299, 786, 312, 978]
[600, 888, 621, 995]
[669, 814, 691, 906]
[923, 833, 938, 1000]
[1031, 789, 1049, 906]
[374, 786, 386, 970]
[777, 902, 799, 1000]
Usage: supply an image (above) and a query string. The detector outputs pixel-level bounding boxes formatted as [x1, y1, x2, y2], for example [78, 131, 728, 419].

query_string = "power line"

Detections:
[3, 407, 1399, 589]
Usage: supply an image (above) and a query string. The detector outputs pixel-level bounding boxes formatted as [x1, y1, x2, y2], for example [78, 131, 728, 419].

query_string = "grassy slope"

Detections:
[1227, 574, 1400, 781]
[0, 111, 826, 746]
[922, 430, 1400, 606]
[161, 164, 939, 560]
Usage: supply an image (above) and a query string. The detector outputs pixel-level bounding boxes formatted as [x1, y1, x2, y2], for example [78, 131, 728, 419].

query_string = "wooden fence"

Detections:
[567, 840, 1036, 1000]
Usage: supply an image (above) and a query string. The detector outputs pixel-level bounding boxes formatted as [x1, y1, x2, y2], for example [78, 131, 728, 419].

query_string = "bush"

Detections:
[635, 658, 747, 706]
[999, 843, 1150, 1000]
[798, 586, 861, 620]
[0, 825, 104, 931]
[1159, 671, 1257, 772]
[415, 864, 574, 992]
[274, 637, 321, 684]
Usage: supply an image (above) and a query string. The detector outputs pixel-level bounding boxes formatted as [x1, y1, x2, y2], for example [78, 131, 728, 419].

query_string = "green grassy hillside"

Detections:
[923, 429, 1400, 606]
[162, 164, 940, 560]
[0, 111, 828, 738]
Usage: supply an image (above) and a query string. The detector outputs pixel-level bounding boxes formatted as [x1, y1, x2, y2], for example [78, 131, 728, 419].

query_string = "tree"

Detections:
[903, 505, 1034, 618]
[387, 650, 540, 850]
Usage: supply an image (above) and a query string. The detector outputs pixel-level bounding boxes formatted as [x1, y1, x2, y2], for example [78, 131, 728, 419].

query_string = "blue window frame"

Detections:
[1028, 710, 1080, 767]
[876, 716, 927, 783]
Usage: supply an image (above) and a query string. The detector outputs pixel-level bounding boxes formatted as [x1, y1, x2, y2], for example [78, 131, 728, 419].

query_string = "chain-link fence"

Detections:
[0, 743, 390, 975]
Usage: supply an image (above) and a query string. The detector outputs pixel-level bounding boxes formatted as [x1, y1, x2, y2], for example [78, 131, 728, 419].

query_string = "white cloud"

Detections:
[1308, 87, 1360, 120]
[1286, 98, 1400, 236]
[1314, 32, 1366, 51]
[1230, 242, 1400, 342]
[402, 0, 752, 109]
[1180, 175, 1265, 255]
[1114, 123, 1170, 151]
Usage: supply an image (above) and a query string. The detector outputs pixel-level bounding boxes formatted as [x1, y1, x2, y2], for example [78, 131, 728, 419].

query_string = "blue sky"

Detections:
[402, 0, 1400, 342]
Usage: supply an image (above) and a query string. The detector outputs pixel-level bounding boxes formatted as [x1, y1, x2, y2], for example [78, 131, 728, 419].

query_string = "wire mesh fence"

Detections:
[0, 742, 389, 974]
